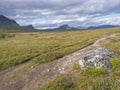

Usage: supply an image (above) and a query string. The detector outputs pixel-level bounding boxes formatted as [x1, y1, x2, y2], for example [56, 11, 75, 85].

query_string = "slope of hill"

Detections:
[0, 15, 19, 28]
[0, 15, 36, 32]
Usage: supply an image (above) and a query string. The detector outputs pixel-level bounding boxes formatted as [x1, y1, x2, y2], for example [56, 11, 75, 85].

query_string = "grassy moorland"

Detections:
[41, 31, 120, 90]
[0, 28, 120, 71]
[0, 28, 119, 70]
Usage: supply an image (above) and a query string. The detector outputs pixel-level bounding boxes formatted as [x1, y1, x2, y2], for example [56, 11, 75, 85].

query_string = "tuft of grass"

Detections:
[73, 63, 107, 77]
[83, 68, 107, 77]
[84, 77, 120, 90]
[73, 62, 81, 71]
[0, 33, 6, 39]
[41, 76, 78, 90]
[111, 57, 120, 69]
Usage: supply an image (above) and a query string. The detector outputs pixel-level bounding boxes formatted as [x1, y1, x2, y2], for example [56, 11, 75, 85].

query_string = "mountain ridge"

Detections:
[0, 15, 19, 28]
[45, 24, 120, 30]
[0, 15, 35, 30]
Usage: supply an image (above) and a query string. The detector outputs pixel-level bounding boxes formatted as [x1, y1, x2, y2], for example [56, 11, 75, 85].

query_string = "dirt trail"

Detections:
[0, 34, 116, 90]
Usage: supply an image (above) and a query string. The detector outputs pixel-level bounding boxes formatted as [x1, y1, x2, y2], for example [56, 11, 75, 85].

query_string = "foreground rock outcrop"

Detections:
[79, 47, 116, 69]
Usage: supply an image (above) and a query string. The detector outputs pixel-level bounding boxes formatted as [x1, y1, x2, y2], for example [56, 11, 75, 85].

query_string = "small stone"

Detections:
[53, 67, 56, 70]
[31, 66, 34, 68]
[47, 69, 50, 72]
[59, 68, 65, 74]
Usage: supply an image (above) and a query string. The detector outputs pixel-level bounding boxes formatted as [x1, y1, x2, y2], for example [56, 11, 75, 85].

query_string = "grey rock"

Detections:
[79, 47, 116, 69]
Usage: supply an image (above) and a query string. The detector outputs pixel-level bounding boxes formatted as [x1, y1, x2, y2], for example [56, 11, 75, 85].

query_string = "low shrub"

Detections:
[0, 33, 15, 39]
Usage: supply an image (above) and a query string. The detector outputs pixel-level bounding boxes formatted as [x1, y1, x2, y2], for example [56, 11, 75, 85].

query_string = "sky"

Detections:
[0, 0, 120, 29]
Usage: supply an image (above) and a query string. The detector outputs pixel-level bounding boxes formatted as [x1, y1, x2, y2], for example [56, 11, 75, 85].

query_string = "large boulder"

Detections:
[79, 47, 116, 69]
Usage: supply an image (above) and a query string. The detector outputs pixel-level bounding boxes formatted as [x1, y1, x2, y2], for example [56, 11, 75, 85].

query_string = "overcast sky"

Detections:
[0, 0, 120, 29]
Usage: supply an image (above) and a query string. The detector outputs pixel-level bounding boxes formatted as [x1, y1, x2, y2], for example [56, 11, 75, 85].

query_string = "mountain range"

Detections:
[0, 15, 119, 30]
[46, 24, 120, 31]
[87, 25, 120, 29]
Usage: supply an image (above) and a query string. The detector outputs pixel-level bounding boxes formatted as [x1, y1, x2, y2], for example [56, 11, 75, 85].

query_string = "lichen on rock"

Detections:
[79, 47, 116, 69]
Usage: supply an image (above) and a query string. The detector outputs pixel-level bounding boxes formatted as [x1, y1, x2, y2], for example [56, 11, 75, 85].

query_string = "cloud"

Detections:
[0, 0, 120, 28]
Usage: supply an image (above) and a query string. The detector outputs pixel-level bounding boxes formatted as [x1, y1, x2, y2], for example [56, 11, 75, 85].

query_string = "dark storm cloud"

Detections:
[0, 0, 120, 28]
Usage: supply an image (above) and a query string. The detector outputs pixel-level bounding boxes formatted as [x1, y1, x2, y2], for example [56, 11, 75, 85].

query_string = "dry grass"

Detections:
[0, 28, 120, 71]
[41, 28, 120, 90]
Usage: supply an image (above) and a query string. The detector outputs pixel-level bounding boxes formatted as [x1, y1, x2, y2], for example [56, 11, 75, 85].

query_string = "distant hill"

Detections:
[56, 24, 73, 30]
[45, 24, 120, 31]
[0, 15, 19, 28]
[21, 25, 35, 29]
[87, 25, 120, 29]
[46, 24, 77, 30]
